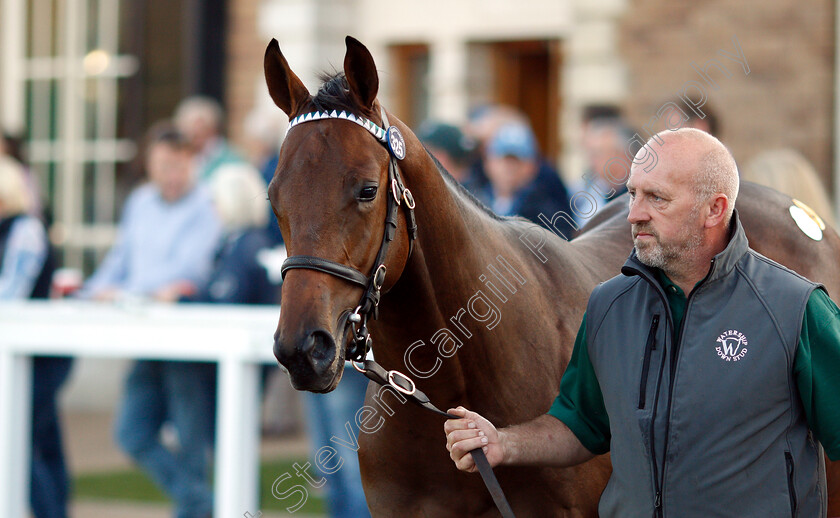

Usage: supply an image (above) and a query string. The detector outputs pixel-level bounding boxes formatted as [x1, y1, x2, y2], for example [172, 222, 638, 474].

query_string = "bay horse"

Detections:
[265, 36, 840, 516]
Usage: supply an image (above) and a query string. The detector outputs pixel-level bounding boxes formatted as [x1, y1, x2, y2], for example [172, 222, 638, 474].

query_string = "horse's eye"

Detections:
[359, 185, 378, 202]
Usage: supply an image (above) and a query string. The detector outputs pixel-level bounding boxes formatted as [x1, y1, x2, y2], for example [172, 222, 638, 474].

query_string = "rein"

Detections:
[279, 107, 516, 518]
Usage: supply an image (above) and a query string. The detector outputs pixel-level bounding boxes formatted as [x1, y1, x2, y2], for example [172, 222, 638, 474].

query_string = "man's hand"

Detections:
[444, 406, 505, 473]
[445, 409, 597, 471]
[154, 281, 196, 303]
[92, 288, 120, 302]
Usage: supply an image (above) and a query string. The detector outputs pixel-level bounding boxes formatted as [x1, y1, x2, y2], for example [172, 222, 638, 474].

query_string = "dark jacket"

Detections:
[586, 213, 824, 517]
[184, 228, 278, 305]
[477, 159, 574, 237]
[0, 214, 54, 299]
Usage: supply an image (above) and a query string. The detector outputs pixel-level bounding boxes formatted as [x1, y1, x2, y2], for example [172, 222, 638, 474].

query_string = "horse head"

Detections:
[264, 36, 415, 392]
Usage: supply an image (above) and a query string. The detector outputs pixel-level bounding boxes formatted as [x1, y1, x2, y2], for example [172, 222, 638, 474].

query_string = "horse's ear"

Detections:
[343, 36, 379, 111]
[264, 38, 310, 117]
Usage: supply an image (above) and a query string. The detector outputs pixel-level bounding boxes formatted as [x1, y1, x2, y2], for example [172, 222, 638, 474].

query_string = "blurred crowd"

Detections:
[2, 94, 838, 518]
[417, 100, 836, 236]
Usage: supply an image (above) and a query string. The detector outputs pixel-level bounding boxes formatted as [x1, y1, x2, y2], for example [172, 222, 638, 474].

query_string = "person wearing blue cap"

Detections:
[477, 121, 573, 237]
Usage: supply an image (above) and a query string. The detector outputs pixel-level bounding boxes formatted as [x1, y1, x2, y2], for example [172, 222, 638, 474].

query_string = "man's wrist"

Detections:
[498, 428, 513, 465]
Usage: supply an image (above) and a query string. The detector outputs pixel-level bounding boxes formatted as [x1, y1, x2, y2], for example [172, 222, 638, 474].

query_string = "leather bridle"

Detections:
[280, 106, 417, 363]
[277, 106, 516, 518]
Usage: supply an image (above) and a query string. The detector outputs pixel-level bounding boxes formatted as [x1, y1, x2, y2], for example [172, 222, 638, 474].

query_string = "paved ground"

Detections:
[63, 411, 322, 518]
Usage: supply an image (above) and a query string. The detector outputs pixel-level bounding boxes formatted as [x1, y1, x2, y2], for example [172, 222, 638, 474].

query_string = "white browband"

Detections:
[288, 110, 387, 142]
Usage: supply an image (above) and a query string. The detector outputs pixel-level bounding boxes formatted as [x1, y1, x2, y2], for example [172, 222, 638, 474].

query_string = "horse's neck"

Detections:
[371, 153, 496, 382]
[372, 151, 590, 410]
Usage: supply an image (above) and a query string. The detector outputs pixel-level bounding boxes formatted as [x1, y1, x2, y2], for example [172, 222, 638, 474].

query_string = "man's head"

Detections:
[173, 96, 225, 152]
[583, 119, 637, 185]
[0, 156, 30, 217]
[145, 125, 195, 203]
[484, 122, 539, 198]
[416, 120, 475, 182]
[678, 94, 720, 137]
[208, 164, 269, 233]
[626, 128, 738, 275]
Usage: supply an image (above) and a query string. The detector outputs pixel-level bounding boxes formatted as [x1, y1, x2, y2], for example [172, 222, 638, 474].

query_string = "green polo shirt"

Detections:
[548, 271, 840, 460]
[656, 270, 695, 336]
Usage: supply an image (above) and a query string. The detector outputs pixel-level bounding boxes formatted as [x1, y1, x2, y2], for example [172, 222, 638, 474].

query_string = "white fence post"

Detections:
[215, 353, 262, 517]
[0, 350, 32, 518]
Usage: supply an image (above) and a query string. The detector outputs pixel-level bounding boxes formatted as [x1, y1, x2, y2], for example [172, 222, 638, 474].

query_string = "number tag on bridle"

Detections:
[387, 126, 406, 160]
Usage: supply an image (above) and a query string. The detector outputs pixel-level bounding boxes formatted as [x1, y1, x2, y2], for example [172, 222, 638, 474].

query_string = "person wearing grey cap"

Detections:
[416, 120, 481, 194]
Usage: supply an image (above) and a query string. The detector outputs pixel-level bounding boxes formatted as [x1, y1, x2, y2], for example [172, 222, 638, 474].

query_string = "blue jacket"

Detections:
[82, 183, 221, 297]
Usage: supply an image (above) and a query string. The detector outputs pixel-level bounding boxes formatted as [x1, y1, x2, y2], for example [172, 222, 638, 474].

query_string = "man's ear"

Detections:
[704, 194, 729, 228]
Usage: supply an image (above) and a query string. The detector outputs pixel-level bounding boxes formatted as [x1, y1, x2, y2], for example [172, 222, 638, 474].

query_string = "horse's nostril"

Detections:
[308, 329, 335, 362]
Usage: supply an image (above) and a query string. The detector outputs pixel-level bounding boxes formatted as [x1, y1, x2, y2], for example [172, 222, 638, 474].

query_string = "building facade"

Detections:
[1, 0, 837, 271]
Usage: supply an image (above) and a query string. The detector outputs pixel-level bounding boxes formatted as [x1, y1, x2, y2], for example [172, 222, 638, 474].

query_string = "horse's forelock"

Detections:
[310, 72, 373, 118]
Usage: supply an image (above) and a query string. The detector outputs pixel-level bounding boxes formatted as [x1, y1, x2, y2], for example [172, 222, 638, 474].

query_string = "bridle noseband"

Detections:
[279, 106, 418, 362]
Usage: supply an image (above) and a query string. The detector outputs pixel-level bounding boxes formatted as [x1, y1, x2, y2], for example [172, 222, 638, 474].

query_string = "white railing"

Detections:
[0, 300, 282, 518]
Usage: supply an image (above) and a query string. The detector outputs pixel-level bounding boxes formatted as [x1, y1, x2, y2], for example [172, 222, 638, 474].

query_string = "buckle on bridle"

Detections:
[373, 264, 387, 291]
[402, 189, 415, 209]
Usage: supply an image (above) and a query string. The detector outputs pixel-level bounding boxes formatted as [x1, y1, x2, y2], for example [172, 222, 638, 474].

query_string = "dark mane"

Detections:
[311, 72, 371, 117]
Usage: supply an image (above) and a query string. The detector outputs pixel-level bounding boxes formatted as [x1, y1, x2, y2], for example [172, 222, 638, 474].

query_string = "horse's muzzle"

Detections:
[274, 328, 340, 392]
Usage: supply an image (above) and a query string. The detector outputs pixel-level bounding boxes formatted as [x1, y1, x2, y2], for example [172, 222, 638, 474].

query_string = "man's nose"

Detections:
[627, 197, 648, 224]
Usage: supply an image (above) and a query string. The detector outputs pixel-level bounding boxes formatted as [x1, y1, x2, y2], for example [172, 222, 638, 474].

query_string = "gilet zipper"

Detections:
[638, 314, 661, 409]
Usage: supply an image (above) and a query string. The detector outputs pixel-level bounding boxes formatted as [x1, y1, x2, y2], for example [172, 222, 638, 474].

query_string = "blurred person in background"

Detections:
[155, 163, 294, 439]
[416, 120, 479, 193]
[80, 123, 221, 300]
[1, 129, 43, 217]
[574, 118, 637, 226]
[303, 372, 371, 518]
[463, 104, 528, 193]
[80, 123, 221, 518]
[679, 94, 721, 137]
[581, 104, 622, 134]
[243, 106, 287, 245]
[174, 96, 245, 183]
[477, 121, 573, 235]
[741, 148, 836, 228]
[157, 164, 277, 306]
[683, 107, 719, 136]
[0, 157, 69, 518]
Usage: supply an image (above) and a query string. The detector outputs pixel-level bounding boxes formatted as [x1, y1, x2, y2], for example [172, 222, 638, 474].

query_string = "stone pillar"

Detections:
[561, 0, 628, 185]
[429, 38, 469, 123]
[0, 0, 26, 132]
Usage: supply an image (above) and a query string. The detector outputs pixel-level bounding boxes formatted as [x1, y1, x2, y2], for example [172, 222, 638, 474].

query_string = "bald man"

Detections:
[445, 128, 840, 516]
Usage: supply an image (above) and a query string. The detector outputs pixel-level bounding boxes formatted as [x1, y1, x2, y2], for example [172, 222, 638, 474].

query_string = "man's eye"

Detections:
[359, 185, 378, 201]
